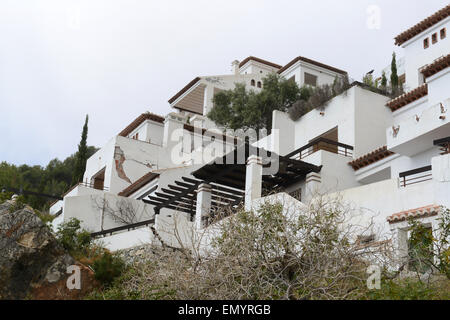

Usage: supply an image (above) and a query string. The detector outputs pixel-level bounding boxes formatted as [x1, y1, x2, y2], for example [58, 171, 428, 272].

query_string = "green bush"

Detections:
[364, 277, 450, 300]
[55, 218, 91, 255]
[92, 251, 125, 287]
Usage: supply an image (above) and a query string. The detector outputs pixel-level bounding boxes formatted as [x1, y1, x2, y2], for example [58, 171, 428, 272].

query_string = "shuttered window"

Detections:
[304, 72, 317, 86]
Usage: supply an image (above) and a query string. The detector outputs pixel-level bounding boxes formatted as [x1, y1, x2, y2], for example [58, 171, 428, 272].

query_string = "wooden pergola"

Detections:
[143, 143, 321, 219]
[434, 136, 450, 155]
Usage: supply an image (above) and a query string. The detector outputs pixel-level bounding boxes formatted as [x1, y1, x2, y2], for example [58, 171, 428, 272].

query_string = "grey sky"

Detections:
[0, 0, 448, 166]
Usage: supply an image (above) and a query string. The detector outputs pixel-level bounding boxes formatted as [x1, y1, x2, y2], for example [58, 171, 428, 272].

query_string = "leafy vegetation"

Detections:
[56, 218, 92, 256]
[208, 73, 310, 132]
[390, 52, 399, 94]
[92, 251, 125, 287]
[54, 217, 125, 288]
[72, 115, 90, 185]
[0, 146, 98, 211]
[288, 75, 351, 121]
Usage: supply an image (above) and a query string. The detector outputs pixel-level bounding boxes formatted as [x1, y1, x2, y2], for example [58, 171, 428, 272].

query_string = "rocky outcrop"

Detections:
[0, 201, 98, 299]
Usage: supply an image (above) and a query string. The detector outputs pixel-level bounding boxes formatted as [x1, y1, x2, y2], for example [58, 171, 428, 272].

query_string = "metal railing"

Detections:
[285, 137, 354, 160]
[90, 218, 155, 238]
[79, 181, 109, 191]
[399, 165, 432, 187]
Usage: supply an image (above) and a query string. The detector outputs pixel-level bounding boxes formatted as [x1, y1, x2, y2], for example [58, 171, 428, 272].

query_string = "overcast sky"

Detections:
[0, 0, 448, 166]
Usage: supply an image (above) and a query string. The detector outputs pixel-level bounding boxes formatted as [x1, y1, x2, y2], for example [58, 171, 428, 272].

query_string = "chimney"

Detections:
[231, 60, 240, 75]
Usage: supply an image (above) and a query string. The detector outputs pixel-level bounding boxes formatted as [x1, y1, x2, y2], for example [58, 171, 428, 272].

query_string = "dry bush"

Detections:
[98, 196, 394, 300]
[288, 76, 351, 121]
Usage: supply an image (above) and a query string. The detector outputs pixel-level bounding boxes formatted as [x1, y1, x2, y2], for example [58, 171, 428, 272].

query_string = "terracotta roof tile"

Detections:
[387, 205, 441, 224]
[421, 54, 450, 78]
[386, 84, 428, 112]
[348, 146, 395, 171]
[395, 5, 450, 46]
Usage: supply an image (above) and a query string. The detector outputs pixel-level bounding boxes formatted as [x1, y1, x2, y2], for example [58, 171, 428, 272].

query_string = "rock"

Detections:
[0, 201, 98, 299]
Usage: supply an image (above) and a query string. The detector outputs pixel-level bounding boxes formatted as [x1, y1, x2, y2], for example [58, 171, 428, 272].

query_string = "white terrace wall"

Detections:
[293, 87, 356, 151]
[96, 227, 155, 252]
[353, 87, 392, 157]
[272, 86, 391, 159]
[284, 149, 360, 203]
[63, 193, 154, 232]
[427, 68, 450, 107]
[326, 154, 450, 236]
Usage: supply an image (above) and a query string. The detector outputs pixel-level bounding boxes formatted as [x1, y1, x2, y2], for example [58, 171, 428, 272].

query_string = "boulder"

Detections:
[0, 201, 98, 299]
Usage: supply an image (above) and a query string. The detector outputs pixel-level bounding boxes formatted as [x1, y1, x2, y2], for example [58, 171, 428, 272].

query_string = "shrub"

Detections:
[364, 277, 450, 300]
[55, 218, 91, 256]
[288, 75, 351, 121]
[92, 251, 125, 287]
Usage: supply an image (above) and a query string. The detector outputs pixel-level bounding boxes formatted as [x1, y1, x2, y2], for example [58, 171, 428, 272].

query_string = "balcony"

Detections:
[286, 137, 353, 160]
[399, 165, 432, 187]
[387, 98, 450, 156]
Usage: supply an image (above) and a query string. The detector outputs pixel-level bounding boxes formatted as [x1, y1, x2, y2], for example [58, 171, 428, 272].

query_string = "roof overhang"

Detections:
[394, 5, 450, 46]
[277, 56, 347, 76]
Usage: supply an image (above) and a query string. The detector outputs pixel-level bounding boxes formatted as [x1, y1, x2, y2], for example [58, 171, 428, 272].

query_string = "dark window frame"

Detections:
[432, 32, 438, 44]
[304, 72, 318, 87]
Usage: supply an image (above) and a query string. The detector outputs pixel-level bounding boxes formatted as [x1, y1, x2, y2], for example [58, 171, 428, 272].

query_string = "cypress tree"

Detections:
[72, 115, 89, 185]
[390, 52, 399, 94]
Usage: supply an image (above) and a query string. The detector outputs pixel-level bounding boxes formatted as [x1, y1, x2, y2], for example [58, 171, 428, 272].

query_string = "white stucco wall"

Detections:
[127, 120, 164, 146]
[402, 17, 449, 89]
[427, 68, 450, 107]
[63, 193, 155, 232]
[293, 87, 356, 150]
[96, 228, 154, 252]
[354, 87, 392, 157]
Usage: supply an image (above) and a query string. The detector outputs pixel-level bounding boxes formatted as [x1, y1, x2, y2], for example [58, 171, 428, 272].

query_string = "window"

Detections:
[132, 132, 139, 140]
[257, 81, 262, 88]
[91, 167, 106, 190]
[441, 28, 446, 39]
[432, 32, 438, 44]
[288, 75, 295, 82]
[423, 38, 429, 49]
[304, 72, 317, 86]
[250, 79, 255, 86]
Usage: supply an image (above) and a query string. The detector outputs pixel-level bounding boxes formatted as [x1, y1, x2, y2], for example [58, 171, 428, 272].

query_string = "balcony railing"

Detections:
[399, 165, 432, 187]
[90, 217, 155, 238]
[78, 181, 109, 191]
[286, 137, 354, 160]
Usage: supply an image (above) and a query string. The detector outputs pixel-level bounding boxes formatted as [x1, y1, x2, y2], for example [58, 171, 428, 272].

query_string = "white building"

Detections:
[51, 5, 450, 269]
[167, 55, 347, 127]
